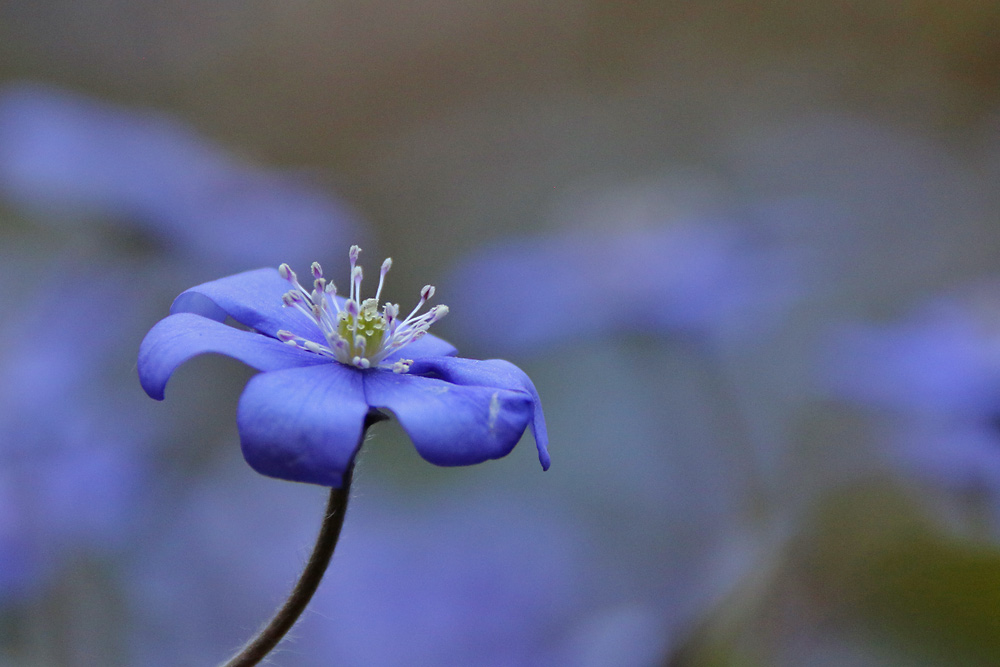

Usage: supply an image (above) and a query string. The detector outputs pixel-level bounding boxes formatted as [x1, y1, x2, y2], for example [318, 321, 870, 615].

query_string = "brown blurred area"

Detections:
[3, 1, 998, 272]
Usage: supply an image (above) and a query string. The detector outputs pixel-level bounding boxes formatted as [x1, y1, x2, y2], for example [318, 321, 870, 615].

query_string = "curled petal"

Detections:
[407, 357, 550, 470]
[237, 364, 369, 487]
[138, 313, 325, 400]
[364, 371, 532, 467]
[169, 267, 323, 344]
[168, 291, 228, 322]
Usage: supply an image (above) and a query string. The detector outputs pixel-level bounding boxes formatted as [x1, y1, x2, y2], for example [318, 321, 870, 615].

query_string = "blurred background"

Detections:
[2, 2, 1000, 665]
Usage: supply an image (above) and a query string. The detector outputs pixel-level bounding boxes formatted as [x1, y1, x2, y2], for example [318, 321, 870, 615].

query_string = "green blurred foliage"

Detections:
[674, 482, 1000, 666]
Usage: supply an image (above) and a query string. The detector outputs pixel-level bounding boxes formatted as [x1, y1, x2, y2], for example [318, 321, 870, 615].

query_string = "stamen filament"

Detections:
[375, 258, 391, 302]
[277, 247, 447, 370]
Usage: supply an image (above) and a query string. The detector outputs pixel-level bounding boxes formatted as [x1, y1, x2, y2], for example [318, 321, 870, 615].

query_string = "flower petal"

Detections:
[364, 370, 532, 467]
[407, 357, 550, 469]
[167, 290, 228, 322]
[138, 313, 326, 400]
[237, 364, 369, 487]
[169, 267, 324, 343]
[383, 332, 458, 362]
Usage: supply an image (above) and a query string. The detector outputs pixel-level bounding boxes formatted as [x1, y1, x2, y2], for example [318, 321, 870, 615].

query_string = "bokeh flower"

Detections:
[0, 261, 157, 601]
[0, 81, 362, 269]
[139, 246, 549, 487]
[123, 453, 667, 667]
[822, 282, 1000, 527]
[444, 217, 801, 355]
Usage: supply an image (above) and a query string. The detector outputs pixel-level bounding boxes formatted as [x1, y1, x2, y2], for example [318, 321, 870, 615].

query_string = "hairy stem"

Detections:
[220, 411, 383, 667]
[221, 469, 353, 667]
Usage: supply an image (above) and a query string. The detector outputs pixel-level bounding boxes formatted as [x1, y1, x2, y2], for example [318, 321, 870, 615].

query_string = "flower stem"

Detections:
[220, 411, 383, 667]
[220, 469, 353, 667]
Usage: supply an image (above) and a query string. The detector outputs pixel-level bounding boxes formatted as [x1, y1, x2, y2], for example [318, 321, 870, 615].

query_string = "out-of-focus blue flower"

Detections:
[445, 219, 800, 354]
[0, 262, 156, 600]
[313, 486, 666, 666]
[123, 460, 326, 667]
[823, 283, 1000, 515]
[125, 455, 665, 667]
[0, 82, 362, 269]
[138, 248, 549, 487]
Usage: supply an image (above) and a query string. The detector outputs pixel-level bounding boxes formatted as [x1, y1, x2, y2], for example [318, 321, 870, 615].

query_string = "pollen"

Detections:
[275, 246, 448, 371]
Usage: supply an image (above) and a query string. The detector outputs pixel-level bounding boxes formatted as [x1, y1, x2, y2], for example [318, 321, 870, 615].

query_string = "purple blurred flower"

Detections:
[823, 284, 1000, 508]
[0, 81, 361, 269]
[0, 263, 155, 600]
[445, 220, 799, 354]
[313, 487, 653, 666]
[138, 247, 549, 487]
[126, 457, 662, 667]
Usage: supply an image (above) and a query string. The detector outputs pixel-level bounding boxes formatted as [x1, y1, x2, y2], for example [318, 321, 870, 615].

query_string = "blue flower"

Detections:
[138, 246, 550, 487]
[821, 284, 1000, 517]
[0, 262, 158, 601]
[0, 82, 362, 269]
[123, 449, 669, 667]
[445, 219, 800, 355]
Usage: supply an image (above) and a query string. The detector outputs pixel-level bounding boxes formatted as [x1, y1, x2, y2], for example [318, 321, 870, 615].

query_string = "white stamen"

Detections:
[351, 266, 363, 303]
[275, 246, 448, 371]
[375, 258, 392, 302]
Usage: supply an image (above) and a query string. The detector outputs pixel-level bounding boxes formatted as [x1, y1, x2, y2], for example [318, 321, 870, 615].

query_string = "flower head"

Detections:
[445, 221, 801, 354]
[0, 82, 360, 269]
[138, 247, 549, 487]
[0, 266, 158, 601]
[822, 284, 1000, 516]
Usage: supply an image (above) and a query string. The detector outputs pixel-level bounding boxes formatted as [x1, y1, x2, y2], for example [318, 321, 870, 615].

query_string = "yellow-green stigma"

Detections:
[337, 298, 386, 360]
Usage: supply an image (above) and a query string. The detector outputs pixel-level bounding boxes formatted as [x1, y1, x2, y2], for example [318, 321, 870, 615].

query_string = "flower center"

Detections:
[276, 245, 448, 372]
[338, 298, 386, 360]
